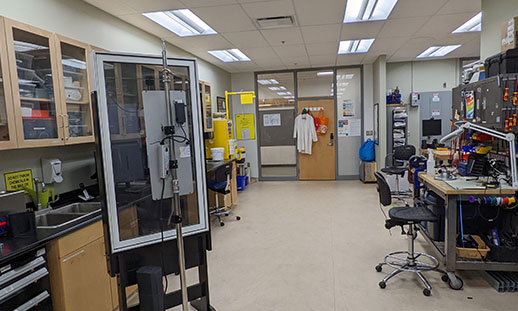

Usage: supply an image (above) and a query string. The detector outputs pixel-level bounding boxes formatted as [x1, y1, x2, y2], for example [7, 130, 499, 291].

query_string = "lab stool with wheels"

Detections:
[207, 163, 241, 227]
[374, 172, 463, 296]
[381, 145, 416, 200]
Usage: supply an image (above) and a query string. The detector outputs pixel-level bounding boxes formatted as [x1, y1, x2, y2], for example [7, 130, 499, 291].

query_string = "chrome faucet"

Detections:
[33, 178, 44, 210]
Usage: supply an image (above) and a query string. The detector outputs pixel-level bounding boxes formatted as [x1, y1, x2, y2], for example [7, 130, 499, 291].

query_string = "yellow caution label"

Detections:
[4, 169, 33, 191]
[240, 93, 254, 104]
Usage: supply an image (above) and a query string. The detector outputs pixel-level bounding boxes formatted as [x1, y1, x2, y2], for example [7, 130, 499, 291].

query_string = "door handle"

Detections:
[62, 249, 85, 263]
[328, 133, 334, 146]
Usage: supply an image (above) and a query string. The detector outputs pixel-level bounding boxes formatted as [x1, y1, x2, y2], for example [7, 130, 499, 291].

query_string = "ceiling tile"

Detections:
[389, 47, 424, 62]
[231, 61, 263, 72]
[240, 0, 295, 19]
[416, 13, 476, 36]
[336, 54, 365, 65]
[301, 24, 341, 43]
[309, 55, 337, 67]
[261, 28, 304, 45]
[293, 0, 346, 26]
[221, 31, 269, 48]
[272, 44, 308, 58]
[181, 0, 237, 8]
[281, 56, 310, 68]
[191, 4, 256, 33]
[437, 0, 481, 15]
[173, 35, 233, 52]
[340, 21, 384, 40]
[240, 46, 278, 59]
[369, 37, 408, 53]
[389, 0, 448, 19]
[126, 0, 185, 13]
[362, 52, 382, 64]
[85, 0, 137, 16]
[305, 42, 338, 56]
[254, 57, 287, 70]
[121, 14, 180, 38]
[378, 17, 428, 38]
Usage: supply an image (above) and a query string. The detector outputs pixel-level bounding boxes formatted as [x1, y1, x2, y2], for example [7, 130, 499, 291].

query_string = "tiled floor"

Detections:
[171, 181, 517, 311]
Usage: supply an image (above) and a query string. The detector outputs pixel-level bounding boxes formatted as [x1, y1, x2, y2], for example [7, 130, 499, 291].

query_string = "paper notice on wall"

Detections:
[179, 146, 191, 158]
[432, 109, 440, 117]
[338, 119, 361, 137]
[263, 113, 281, 127]
[342, 99, 355, 117]
[236, 113, 255, 140]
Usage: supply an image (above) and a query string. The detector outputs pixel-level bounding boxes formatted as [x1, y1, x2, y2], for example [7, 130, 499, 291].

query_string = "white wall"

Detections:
[230, 72, 259, 178]
[373, 56, 387, 169]
[386, 59, 460, 148]
[481, 0, 518, 60]
[363, 64, 374, 139]
[0, 0, 231, 193]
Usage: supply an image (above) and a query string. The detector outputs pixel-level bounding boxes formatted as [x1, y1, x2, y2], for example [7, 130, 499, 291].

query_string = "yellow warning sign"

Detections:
[240, 93, 254, 105]
[4, 169, 33, 191]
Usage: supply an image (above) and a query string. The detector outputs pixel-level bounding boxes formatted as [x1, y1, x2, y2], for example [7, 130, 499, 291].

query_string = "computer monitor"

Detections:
[422, 119, 442, 137]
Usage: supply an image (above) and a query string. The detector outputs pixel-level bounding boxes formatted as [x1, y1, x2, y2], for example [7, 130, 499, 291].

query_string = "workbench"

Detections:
[417, 172, 518, 285]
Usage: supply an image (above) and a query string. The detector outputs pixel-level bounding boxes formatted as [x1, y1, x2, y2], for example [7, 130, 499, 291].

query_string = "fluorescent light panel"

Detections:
[258, 79, 279, 85]
[269, 87, 281, 91]
[338, 39, 374, 54]
[452, 12, 482, 34]
[417, 45, 461, 58]
[143, 9, 216, 37]
[344, 0, 398, 23]
[317, 71, 334, 76]
[208, 49, 251, 62]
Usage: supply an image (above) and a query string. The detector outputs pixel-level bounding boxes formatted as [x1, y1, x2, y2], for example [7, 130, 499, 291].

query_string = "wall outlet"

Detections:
[366, 130, 374, 136]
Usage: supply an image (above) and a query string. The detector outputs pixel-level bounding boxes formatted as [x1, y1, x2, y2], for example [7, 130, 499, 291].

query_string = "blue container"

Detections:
[237, 175, 246, 191]
[245, 176, 249, 186]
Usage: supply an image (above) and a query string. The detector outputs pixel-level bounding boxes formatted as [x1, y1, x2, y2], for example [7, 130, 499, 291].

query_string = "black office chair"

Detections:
[381, 145, 416, 200]
[207, 163, 241, 226]
[373, 172, 462, 296]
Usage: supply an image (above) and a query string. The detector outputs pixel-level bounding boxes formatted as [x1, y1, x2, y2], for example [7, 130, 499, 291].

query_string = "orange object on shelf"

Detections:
[472, 132, 493, 141]
[31, 110, 50, 118]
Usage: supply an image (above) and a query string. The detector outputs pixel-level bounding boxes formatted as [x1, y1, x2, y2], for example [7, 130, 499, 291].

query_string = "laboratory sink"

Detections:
[35, 202, 101, 230]
[52, 202, 101, 214]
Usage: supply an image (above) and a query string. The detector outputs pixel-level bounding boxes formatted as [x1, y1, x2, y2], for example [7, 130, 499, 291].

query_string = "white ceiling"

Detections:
[83, 0, 481, 73]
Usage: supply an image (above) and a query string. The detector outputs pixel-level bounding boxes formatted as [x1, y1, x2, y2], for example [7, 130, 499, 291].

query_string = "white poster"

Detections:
[263, 113, 281, 127]
[338, 119, 361, 137]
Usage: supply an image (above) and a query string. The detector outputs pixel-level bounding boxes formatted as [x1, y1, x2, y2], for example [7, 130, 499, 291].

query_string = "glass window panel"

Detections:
[336, 68, 362, 176]
[257, 72, 297, 177]
[297, 70, 334, 98]
[13, 28, 58, 140]
[60, 42, 92, 138]
[0, 50, 9, 142]
[102, 62, 200, 243]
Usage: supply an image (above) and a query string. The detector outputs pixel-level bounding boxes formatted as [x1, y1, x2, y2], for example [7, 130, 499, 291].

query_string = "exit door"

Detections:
[297, 100, 335, 180]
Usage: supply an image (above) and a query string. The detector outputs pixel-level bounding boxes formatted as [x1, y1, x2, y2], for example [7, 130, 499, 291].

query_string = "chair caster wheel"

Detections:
[220, 222, 225, 227]
[375, 265, 382, 272]
[236, 216, 241, 221]
[441, 274, 449, 282]
[379, 281, 386, 289]
[448, 276, 463, 290]
[423, 289, 431, 296]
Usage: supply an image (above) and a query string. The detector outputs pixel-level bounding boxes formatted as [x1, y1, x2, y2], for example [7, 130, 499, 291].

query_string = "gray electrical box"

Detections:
[143, 91, 194, 200]
[419, 91, 452, 145]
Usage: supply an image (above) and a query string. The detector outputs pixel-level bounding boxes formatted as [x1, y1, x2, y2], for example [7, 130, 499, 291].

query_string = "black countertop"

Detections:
[206, 159, 235, 173]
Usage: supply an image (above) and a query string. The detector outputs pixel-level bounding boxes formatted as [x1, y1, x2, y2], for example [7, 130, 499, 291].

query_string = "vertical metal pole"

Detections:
[161, 40, 189, 310]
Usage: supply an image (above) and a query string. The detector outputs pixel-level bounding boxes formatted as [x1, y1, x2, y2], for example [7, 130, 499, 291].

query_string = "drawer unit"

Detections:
[0, 248, 52, 310]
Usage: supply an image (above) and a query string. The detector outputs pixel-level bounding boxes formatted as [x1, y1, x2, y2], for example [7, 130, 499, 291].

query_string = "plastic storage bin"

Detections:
[236, 175, 246, 191]
[484, 48, 518, 77]
[456, 235, 491, 260]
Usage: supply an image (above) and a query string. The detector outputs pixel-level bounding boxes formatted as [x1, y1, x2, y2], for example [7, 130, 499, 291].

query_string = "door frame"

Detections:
[255, 65, 364, 181]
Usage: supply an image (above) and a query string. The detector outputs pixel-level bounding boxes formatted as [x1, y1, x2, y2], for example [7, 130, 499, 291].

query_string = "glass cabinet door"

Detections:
[56, 35, 94, 144]
[5, 19, 63, 147]
[204, 83, 213, 131]
[0, 18, 17, 149]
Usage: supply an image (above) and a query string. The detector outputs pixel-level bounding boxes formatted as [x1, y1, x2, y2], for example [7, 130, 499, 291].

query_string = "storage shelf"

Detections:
[66, 100, 89, 105]
[20, 97, 52, 102]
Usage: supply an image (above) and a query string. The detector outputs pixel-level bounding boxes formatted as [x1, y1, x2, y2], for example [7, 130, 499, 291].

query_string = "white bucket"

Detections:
[211, 148, 225, 161]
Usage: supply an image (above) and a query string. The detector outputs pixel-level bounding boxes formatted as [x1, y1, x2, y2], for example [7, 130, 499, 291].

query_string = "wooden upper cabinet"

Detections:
[0, 17, 18, 150]
[54, 34, 94, 144]
[4, 18, 64, 148]
[199, 81, 213, 133]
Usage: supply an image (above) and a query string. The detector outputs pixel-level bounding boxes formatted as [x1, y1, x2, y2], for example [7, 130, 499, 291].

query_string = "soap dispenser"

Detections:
[426, 149, 435, 177]
[42, 159, 63, 184]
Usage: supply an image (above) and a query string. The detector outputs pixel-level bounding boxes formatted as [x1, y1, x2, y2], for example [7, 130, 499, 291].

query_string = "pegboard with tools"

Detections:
[452, 74, 518, 131]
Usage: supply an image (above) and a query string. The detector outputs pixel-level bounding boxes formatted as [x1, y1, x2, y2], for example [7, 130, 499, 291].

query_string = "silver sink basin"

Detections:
[36, 202, 101, 230]
[53, 202, 100, 214]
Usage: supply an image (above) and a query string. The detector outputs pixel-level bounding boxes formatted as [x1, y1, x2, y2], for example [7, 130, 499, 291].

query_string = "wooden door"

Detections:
[297, 99, 336, 180]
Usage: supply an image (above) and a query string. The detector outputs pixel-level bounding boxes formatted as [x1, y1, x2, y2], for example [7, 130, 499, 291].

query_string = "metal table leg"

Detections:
[445, 194, 461, 285]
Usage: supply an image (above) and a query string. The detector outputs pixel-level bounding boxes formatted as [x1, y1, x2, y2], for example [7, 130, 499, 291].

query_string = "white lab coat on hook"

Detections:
[294, 113, 318, 155]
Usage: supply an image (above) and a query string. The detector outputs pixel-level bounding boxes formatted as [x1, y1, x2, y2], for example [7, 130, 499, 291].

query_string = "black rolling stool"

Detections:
[207, 163, 241, 226]
[373, 172, 463, 296]
[381, 145, 416, 200]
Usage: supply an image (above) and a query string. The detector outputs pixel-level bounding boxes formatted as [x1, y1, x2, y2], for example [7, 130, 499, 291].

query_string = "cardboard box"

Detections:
[360, 161, 376, 183]
[501, 17, 518, 52]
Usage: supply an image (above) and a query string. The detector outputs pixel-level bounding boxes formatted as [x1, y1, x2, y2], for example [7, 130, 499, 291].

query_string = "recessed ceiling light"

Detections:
[317, 71, 334, 76]
[345, 74, 354, 79]
[283, 96, 294, 99]
[344, 0, 398, 23]
[208, 49, 251, 62]
[277, 91, 292, 96]
[279, 86, 287, 90]
[269, 87, 281, 91]
[417, 45, 461, 58]
[143, 9, 217, 37]
[258, 79, 279, 85]
[338, 39, 375, 54]
[452, 12, 482, 34]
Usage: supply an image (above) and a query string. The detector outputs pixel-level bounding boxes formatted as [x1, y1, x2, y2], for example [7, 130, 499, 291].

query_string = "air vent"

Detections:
[256, 16, 294, 29]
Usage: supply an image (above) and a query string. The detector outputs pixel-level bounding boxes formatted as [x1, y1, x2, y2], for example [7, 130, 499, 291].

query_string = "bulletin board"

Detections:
[235, 113, 255, 140]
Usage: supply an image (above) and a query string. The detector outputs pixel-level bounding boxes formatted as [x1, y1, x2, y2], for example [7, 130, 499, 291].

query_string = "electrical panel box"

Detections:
[410, 92, 421, 107]
[419, 91, 452, 144]
[452, 75, 507, 130]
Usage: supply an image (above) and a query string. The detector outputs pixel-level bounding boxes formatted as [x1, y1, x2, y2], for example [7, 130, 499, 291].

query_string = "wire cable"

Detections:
[157, 178, 169, 299]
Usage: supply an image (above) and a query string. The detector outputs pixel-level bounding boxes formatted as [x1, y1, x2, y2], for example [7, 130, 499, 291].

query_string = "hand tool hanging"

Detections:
[160, 40, 189, 311]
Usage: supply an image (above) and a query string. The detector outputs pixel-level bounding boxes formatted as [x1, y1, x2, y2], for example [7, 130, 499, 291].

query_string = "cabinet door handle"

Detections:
[62, 250, 85, 263]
